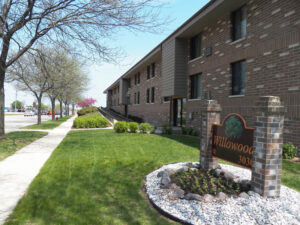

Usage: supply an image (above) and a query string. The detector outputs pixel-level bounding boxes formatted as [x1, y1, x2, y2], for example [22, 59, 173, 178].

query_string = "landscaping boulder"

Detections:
[214, 168, 223, 176]
[239, 192, 250, 199]
[169, 183, 181, 190]
[184, 193, 202, 201]
[217, 192, 227, 201]
[176, 166, 189, 173]
[161, 175, 171, 189]
[157, 170, 169, 178]
[224, 171, 235, 180]
[202, 194, 214, 203]
[169, 188, 185, 199]
[248, 191, 259, 197]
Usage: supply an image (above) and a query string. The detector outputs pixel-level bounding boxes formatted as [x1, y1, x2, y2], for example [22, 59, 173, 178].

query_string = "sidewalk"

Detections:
[0, 116, 75, 224]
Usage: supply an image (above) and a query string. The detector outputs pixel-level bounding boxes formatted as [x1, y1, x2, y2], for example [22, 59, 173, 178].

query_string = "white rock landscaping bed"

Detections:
[145, 162, 300, 225]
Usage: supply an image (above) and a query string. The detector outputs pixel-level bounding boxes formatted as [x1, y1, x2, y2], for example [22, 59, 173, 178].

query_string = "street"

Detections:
[5, 114, 51, 133]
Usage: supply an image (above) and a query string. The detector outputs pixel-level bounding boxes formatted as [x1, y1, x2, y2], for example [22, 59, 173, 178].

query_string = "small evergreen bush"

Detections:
[186, 127, 193, 135]
[95, 117, 109, 127]
[128, 122, 139, 133]
[73, 115, 109, 128]
[140, 123, 152, 133]
[162, 124, 172, 134]
[77, 106, 98, 116]
[282, 142, 298, 159]
[114, 121, 128, 133]
[150, 126, 156, 134]
[192, 130, 199, 136]
[181, 126, 187, 135]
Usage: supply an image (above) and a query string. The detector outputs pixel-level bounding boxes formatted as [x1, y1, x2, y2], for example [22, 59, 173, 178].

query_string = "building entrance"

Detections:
[173, 98, 186, 127]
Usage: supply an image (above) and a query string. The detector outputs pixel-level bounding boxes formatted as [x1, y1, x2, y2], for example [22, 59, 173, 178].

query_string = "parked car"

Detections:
[24, 110, 34, 117]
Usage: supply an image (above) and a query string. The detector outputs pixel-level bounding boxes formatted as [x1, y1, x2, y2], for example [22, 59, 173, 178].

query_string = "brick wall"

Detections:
[106, 0, 300, 148]
[109, 59, 170, 126]
[185, 0, 300, 147]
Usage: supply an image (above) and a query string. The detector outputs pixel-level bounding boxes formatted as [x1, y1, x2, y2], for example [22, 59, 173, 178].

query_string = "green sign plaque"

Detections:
[212, 113, 254, 169]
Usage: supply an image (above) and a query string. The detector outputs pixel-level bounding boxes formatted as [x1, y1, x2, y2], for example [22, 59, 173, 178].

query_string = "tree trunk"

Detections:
[64, 103, 67, 116]
[50, 97, 56, 121]
[67, 104, 70, 116]
[0, 37, 10, 138]
[59, 100, 63, 118]
[0, 75, 5, 138]
[72, 103, 75, 115]
[37, 97, 42, 125]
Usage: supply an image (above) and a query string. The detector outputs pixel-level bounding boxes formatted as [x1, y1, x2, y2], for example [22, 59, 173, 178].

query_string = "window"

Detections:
[134, 93, 137, 104]
[151, 63, 155, 77]
[190, 33, 202, 60]
[190, 74, 202, 99]
[134, 74, 137, 85]
[146, 88, 150, 103]
[147, 66, 150, 79]
[151, 87, 155, 103]
[137, 92, 140, 104]
[231, 60, 246, 95]
[163, 97, 171, 102]
[231, 6, 246, 41]
[137, 72, 140, 84]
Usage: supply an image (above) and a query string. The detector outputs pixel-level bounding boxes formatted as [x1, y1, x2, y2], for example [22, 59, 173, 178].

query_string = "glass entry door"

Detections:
[173, 98, 186, 127]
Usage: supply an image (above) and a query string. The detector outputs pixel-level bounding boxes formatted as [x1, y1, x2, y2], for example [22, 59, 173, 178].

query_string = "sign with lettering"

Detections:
[212, 113, 254, 169]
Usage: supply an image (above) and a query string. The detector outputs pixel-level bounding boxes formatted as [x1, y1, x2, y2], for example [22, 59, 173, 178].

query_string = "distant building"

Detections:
[104, 0, 300, 147]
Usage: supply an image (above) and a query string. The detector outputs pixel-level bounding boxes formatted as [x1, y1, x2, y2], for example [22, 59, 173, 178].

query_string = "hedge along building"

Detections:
[104, 0, 300, 147]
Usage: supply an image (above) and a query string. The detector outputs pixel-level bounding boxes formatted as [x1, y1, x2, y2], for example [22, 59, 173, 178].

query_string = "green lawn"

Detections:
[0, 131, 48, 161]
[81, 111, 101, 118]
[23, 116, 73, 130]
[5, 130, 300, 224]
[282, 160, 300, 191]
[5, 113, 24, 116]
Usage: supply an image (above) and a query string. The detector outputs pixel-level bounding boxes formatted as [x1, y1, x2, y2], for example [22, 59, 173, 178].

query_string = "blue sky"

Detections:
[5, 0, 210, 108]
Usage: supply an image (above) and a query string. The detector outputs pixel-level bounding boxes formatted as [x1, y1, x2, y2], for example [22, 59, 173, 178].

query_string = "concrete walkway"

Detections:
[0, 116, 75, 224]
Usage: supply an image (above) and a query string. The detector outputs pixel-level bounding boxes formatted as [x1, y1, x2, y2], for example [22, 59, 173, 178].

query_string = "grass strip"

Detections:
[23, 116, 72, 130]
[0, 131, 48, 161]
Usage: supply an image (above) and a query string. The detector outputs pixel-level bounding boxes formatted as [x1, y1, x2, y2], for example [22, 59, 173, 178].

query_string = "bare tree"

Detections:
[10, 51, 52, 124]
[0, 0, 166, 137]
[45, 50, 86, 120]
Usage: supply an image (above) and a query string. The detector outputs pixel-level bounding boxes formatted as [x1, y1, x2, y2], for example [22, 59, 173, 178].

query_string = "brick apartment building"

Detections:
[104, 0, 300, 147]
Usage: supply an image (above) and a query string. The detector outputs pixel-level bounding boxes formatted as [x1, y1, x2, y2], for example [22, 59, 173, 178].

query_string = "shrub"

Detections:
[171, 168, 250, 196]
[77, 106, 98, 116]
[192, 130, 199, 136]
[150, 126, 156, 134]
[128, 122, 139, 133]
[95, 117, 110, 128]
[140, 123, 152, 133]
[282, 142, 298, 159]
[181, 126, 187, 135]
[73, 115, 109, 128]
[162, 124, 172, 134]
[186, 127, 193, 135]
[114, 121, 128, 133]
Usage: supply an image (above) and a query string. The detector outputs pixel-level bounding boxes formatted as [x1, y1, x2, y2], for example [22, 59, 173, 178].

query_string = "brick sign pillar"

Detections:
[200, 100, 221, 170]
[251, 96, 285, 197]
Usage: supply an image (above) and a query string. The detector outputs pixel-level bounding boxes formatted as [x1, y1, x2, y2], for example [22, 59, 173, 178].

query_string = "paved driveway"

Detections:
[5, 115, 51, 133]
